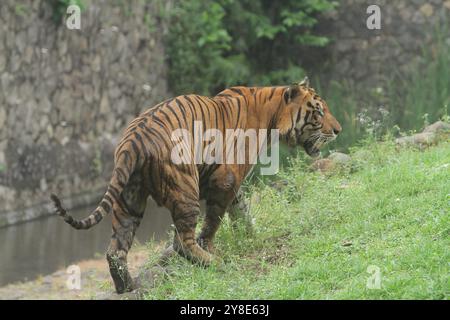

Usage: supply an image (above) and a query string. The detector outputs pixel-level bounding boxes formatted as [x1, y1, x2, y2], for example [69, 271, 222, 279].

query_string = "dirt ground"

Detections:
[0, 246, 151, 300]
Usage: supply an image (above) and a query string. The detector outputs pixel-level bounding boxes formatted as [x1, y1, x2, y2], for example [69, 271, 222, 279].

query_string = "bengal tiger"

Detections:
[50, 77, 341, 293]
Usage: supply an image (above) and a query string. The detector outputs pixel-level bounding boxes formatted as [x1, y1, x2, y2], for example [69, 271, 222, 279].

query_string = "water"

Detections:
[0, 199, 173, 287]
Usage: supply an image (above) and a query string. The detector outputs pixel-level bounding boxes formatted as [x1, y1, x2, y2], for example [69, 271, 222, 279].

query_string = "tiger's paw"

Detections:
[196, 237, 216, 254]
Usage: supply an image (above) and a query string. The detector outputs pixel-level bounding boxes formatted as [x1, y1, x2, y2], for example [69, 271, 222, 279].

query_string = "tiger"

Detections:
[50, 77, 341, 293]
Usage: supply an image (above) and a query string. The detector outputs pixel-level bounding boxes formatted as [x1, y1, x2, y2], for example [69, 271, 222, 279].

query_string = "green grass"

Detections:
[142, 139, 449, 300]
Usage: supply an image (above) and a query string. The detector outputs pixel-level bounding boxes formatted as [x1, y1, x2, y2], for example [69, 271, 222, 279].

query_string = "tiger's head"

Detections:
[279, 77, 341, 157]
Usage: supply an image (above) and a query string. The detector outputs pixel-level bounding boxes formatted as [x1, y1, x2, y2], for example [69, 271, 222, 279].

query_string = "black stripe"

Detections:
[117, 149, 132, 172]
[195, 96, 212, 129]
[296, 109, 302, 124]
[138, 125, 159, 156]
[235, 97, 241, 130]
[183, 96, 196, 131]
[145, 125, 173, 154]
[113, 210, 127, 228]
[230, 87, 244, 96]
[99, 200, 112, 215]
[128, 139, 141, 164]
[175, 98, 189, 128]
[115, 167, 127, 185]
[218, 100, 230, 124]
[210, 100, 220, 130]
[184, 95, 199, 119]
[219, 101, 226, 132]
[104, 194, 114, 206]
[159, 109, 175, 130]
[94, 211, 103, 223]
[167, 103, 183, 129]
[134, 132, 150, 161]
[268, 87, 277, 100]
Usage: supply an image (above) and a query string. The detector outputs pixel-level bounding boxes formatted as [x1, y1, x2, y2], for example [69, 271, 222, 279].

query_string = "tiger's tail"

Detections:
[50, 144, 137, 230]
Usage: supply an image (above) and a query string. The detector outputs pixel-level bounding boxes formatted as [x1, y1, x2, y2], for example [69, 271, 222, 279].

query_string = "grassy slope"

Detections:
[143, 140, 449, 300]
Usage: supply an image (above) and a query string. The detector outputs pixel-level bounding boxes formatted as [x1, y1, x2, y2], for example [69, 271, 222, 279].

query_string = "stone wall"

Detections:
[0, 0, 170, 226]
[309, 0, 450, 88]
[1, 0, 449, 227]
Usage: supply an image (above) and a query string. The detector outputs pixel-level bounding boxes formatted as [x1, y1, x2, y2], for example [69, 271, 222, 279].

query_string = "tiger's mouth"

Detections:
[304, 144, 321, 158]
[287, 130, 335, 158]
[303, 141, 321, 158]
[303, 133, 336, 158]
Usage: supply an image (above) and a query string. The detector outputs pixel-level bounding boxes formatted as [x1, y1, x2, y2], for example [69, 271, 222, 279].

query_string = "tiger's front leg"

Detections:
[228, 188, 254, 233]
[197, 202, 227, 253]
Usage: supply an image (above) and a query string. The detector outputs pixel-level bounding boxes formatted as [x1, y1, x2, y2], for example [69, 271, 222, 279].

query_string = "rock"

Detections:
[422, 121, 450, 134]
[396, 132, 438, 147]
[328, 152, 352, 165]
[311, 159, 335, 173]
[269, 180, 288, 191]
[312, 152, 352, 173]
[419, 4, 434, 17]
[445, 1, 450, 10]
[414, 132, 438, 145]
[42, 276, 53, 285]
[341, 240, 353, 247]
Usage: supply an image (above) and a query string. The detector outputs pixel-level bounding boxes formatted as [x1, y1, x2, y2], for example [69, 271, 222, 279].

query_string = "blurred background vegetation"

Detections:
[165, 0, 336, 95]
[160, 0, 450, 152]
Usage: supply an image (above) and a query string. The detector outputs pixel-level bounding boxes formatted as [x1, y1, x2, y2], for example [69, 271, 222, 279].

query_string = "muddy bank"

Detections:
[0, 245, 155, 300]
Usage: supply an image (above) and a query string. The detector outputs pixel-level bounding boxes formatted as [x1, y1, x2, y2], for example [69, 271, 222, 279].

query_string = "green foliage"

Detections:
[388, 23, 450, 132]
[315, 23, 450, 152]
[143, 140, 450, 299]
[165, 0, 337, 95]
[166, 1, 234, 95]
[14, 4, 28, 16]
[48, 0, 85, 23]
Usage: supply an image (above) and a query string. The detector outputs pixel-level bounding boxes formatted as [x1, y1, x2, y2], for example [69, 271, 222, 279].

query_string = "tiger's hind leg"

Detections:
[107, 174, 148, 294]
[106, 213, 140, 293]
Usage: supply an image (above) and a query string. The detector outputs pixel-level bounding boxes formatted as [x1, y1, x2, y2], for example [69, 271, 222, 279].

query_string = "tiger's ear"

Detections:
[299, 76, 310, 88]
[284, 83, 301, 104]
